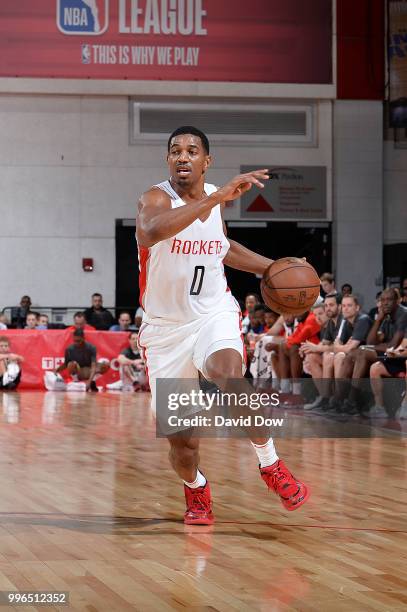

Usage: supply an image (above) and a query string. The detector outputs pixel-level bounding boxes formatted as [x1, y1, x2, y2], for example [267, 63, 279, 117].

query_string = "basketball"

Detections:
[260, 257, 321, 315]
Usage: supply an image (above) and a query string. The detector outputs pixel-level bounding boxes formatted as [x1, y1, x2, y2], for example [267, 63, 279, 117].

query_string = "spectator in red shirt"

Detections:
[67, 311, 96, 332]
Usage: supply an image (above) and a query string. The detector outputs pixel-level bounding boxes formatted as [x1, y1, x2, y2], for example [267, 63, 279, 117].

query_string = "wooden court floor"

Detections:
[0, 390, 406, 612]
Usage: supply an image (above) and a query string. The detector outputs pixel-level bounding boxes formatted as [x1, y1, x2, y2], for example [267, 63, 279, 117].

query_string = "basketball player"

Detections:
[82, 0, 100, 32]
[136, 126, 309, 524]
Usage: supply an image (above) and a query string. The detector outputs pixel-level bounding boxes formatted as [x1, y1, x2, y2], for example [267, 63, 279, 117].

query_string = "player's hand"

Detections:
[301, 342, 314, 354]
[217, 170, 269, 202]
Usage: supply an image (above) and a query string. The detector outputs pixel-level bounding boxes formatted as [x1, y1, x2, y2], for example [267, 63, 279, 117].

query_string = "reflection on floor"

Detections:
[0, 390, 406, 611]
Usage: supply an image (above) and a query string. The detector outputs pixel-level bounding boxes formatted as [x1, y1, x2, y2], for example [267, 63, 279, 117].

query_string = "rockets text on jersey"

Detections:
[138, 181, 239, 325]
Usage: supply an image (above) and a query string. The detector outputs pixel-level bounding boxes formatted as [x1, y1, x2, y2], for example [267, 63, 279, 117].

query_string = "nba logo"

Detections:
[81, 44, 91, 64]
[57, 0, 109, 35]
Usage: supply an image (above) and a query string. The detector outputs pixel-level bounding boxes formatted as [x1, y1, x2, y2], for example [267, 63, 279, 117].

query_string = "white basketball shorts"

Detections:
[138, 310, 244, 410]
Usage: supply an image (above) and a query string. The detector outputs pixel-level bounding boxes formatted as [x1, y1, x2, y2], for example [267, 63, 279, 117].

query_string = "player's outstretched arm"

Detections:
[137, 170, 269, 247]
[224, 239, 274, 275]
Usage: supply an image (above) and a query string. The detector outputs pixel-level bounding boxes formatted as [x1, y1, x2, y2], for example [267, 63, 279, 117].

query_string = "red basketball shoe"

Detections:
[184, 482, 214, 525]
[260, 459, 309, 511]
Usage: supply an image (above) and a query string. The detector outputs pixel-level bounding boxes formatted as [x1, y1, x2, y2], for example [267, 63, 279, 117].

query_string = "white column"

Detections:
[333, 100, 383, 308]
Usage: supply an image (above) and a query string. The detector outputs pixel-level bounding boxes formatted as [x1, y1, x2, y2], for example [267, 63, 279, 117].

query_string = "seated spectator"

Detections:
[401, 278, 407, 306]
[25, 312, 39, 329]
[0, 336, 24, 390]
[369, 334, 407, 418]
[257, 314, 298, 389]
[324, 294, 373, 413]
[278, 308, 321, 404]
[245, 304, 266, 364]
[109, 311, 132, 332]
[67, 311, 96, 331]
[302, 293, 343, 411]
[320, 273, 336, 297]
[37, 314, 49, 329]
[54, 329, 109, 392]
[11, 295, 32, 328]
[264, 307, 278, 332]
[0, 313, 7, 330]
[107, 331, 147, 392]
[341, 283, 352, 297]
[249, 309, 280, 385]
[338, 290, 407, 414]
[368, 291, 382, 321]
[247, 304, 265, 335]
[84, 293, 114, 330]
[242, 293, 261, 334]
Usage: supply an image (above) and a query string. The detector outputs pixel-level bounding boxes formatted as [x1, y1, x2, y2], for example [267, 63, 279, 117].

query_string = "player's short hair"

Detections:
[341, 283, 352, 292]
[73, 328, 84, 338]
[325, 292, 341, 305]
[168, 126, 210, 154]
[92, 292, 102, 299]
[119, 311, 131, 318]
[74, 311, 85, 319]
[0, 336, 9, 344]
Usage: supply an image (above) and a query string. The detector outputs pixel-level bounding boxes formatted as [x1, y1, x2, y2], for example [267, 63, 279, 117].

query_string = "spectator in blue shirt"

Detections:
[110, 312, 132, 332]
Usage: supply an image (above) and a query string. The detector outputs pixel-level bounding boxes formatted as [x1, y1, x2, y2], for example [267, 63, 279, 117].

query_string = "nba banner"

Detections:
[388, 0, 407, 126]
[0, 0, 332, 83]
[0, 329, 129, 389]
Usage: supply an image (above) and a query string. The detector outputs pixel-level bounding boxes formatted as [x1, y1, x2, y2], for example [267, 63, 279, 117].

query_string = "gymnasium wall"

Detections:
[383, 141, 407, 246]
[333, 100, 383, 307]
[0, 94, 333, 310]
[0, 91, 404, 312]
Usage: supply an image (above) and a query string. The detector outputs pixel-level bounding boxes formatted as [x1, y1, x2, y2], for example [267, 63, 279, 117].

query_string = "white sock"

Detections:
[281, 378, 291, 393]
[251, 439, 279, 468]
[292, 382, 302, 395]
[183, 469, 207, 489]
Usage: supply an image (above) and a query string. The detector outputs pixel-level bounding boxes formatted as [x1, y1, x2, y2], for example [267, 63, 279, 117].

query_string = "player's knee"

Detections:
[370, 361, 383, 378]
[205, 355, 242, 383]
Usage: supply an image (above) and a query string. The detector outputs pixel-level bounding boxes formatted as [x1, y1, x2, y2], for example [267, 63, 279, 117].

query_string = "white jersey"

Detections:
[138, 180, 239, 325]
